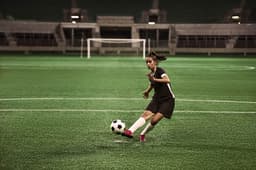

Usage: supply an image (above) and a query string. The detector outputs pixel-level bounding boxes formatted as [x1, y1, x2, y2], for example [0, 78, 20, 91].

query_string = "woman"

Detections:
[123, 51, 175, 142]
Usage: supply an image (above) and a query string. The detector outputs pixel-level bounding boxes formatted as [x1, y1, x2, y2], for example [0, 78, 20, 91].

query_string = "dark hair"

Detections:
[148, 51, 167, 61]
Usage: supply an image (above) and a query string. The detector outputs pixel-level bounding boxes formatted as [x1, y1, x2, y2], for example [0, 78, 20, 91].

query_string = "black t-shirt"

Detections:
[150, 67, 175, 100]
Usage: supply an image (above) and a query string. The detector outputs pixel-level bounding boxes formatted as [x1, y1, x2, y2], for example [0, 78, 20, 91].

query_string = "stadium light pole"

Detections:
[80, 36, 84, 59]
[147, 38, 151, 54]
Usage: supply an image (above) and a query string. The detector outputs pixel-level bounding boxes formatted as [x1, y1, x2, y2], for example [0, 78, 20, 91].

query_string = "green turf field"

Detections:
[0, 55, 256, 170]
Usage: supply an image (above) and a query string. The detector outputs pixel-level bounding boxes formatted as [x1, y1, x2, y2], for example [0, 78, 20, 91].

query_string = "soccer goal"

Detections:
[86, 38, 146, 59]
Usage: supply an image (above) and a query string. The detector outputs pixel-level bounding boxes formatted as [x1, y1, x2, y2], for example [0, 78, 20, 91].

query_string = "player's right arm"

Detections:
[143, 84, 153, 99]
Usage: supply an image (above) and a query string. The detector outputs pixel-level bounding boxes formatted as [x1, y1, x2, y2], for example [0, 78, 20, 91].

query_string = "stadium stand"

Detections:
[0, 32, 9, 46]
[0, 20, 64, 52]
[0, 19, 256, 55]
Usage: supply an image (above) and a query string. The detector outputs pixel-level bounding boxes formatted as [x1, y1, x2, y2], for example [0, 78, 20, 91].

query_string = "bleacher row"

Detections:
[0, 20, 256, 55]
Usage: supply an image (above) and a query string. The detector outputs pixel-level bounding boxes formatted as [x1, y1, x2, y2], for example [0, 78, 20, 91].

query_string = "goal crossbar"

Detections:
[86, 38, 146, 59]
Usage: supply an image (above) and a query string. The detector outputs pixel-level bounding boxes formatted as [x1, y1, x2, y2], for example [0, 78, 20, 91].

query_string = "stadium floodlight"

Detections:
[86, 38, 146, 59]
[71, 15, 80, 19]
[231, 15, 241, 24]
[148, 21, 156, 25]
[231, 15, 240, 20]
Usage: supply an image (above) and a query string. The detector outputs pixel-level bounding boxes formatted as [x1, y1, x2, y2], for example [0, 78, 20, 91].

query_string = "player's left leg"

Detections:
[122, 110, 154, 138]
[140, 112, 164, 142]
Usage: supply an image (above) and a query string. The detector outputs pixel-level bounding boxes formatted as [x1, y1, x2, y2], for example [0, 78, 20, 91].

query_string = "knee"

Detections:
[150, 113, 164, 126]
[141, 111, 153, 120]
[150, 119, 158, 126]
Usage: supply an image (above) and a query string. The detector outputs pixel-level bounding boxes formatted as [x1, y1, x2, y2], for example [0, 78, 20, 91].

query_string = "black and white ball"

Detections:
[110, 119, 125, 134]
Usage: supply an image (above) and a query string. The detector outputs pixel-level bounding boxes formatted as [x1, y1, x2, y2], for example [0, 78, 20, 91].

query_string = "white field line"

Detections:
[0, 109, 255, 114]
[178, 98, 256, 104]
[0, 97, 256, 104]
[0, 109, 140, 113]
[0, 97, 143, 101]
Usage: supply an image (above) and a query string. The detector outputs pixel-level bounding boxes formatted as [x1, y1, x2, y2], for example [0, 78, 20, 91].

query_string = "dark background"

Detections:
[0, 0, 255, 22]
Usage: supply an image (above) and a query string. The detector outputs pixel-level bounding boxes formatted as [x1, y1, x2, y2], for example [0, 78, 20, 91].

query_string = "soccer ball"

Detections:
[110, 119, 125, 134]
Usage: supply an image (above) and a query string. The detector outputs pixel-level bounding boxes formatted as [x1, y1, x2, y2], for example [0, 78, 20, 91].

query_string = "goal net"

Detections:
[86, 38, 146, 59]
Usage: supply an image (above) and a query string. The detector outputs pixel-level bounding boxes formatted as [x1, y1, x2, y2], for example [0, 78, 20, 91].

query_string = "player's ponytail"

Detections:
[156, 55, 167, 61]
[148, 51, 167, 61]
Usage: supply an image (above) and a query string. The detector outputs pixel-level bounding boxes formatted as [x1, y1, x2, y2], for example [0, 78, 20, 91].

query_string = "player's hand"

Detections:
[143, 91, 149, 99]
[147, 73, 155, 82]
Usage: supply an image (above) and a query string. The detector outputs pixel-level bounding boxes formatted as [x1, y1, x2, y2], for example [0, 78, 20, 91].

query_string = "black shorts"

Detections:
[145, 97, 175, 119]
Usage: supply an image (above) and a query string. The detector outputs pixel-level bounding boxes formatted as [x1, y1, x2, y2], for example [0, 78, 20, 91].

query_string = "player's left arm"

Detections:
[149, 73, 170, 83]
[154, 73, 170, 83]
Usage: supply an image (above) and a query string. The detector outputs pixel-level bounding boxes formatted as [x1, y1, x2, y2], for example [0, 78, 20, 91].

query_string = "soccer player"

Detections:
[122, 51, 175, 142]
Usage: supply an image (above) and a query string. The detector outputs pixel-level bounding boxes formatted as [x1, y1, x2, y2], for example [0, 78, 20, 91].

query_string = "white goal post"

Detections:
[86, 38, 146, 59]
